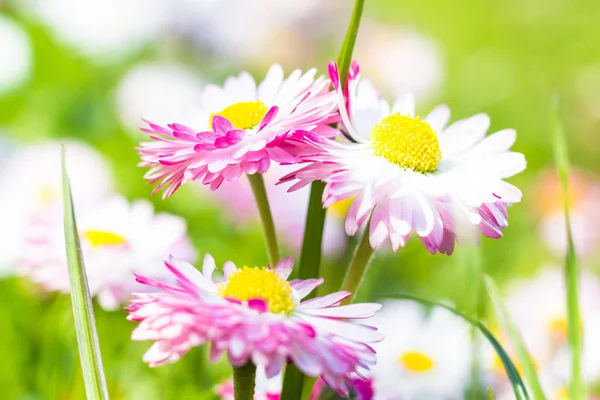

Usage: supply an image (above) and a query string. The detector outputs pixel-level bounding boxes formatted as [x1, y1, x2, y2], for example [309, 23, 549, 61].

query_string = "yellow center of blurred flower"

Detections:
[399, 351, 435, 373]
[370, 113, 441, 173]
[210, 101, 269, 130]
[329, 197, 354, 218]
[84, 230, 127, 247]
[218, 266, 296, 315]
[556, 387, 569, 400]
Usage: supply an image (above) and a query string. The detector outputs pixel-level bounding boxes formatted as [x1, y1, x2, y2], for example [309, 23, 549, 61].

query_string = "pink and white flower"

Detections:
[138, 64, 338, 197]
[281, 61, 526, 254]
[126, 255, 383, 396]
[20, 195, 195, 310]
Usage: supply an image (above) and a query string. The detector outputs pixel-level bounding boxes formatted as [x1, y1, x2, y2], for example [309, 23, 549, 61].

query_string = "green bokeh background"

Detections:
[1, 0, 599, 398]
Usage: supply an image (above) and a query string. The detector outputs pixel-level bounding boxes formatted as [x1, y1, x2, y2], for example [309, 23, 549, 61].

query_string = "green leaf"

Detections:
[488, 387, 496, 400]
[484, 275, 547, 400]
[550, 98, 585, 400]
[62, 145, 109, 400]
[386, 294, 531, 400]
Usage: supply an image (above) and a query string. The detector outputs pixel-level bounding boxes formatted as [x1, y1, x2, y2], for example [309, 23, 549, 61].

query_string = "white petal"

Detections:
[424, 104, 450, 132]
[391, 93, 415, 116]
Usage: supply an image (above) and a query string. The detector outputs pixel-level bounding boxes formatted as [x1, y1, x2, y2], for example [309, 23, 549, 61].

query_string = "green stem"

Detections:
[233, 362, 256, 400]
[247, 173, 280, 266]
[551, 99, 584, 400]
[340, 219, 375, 303]
[280, 1, 365, 400]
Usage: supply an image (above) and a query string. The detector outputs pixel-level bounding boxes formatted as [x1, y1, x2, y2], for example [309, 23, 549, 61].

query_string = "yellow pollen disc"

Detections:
[329, 197, 354, 218]
[84, 230, 128, 247]
[209, 101, 268, 130]
[218, 266, 296, 315]
[370, 113, 442, 173]
[399, 351, 435, 373]
[556, 387, 569, 400]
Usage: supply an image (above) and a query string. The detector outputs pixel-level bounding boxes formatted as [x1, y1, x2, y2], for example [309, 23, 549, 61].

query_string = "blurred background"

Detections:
[1, 0, 600, 399]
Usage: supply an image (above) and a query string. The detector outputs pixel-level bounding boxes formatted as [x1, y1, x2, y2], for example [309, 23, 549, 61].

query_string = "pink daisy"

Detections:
[126, 254, 383, 396]
[281, 61, 526, 254]
[138, 64, 338, 197]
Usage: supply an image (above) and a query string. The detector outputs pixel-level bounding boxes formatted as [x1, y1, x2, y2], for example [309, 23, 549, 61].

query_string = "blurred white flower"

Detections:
[0, 15, 32, 95]
[21, 195, 196, 310]
[173, 0, 339, 66]
[368, 300, 472, 399]
[503, 268, 600, 365]
[356, 23, 445, 102]
[115, 61, 204, 135]
[22, 0, 171, 61]
[535, 169, 600, 259]
[0, 141, 113, 275]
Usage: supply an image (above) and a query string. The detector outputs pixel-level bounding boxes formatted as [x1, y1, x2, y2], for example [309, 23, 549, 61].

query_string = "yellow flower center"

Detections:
[399, 351, 435, 373]
[370, 113, 442, 174]
[329, 197, 354, 218]
[83, 230, 128, 247]
[555, 387, 569, 400]
[210, 101, 268, 130]
[218, 266, 296, 315]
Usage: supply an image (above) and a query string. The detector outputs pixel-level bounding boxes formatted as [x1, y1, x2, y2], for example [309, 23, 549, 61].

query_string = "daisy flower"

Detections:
[282, 61, 526, 254]
[126, 255, 383, 396]
[366, 300, 472, 400]
[535, 169, 600, 259]
[20, 195, 195, 310]
[0, 141, 112, 274]
[138, 63, 338, 197]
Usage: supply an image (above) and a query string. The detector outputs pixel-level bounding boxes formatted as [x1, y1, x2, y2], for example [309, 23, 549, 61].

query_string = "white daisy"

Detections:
[21, 195, 196, 310]
[368, 300, 472, 400]
[0, 141, 113, 274]
[282, 61, 526, 254]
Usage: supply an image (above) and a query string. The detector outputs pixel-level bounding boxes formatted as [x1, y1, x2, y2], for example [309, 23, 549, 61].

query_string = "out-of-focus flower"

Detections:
[21, 196, 195, 310]
[172, 0, 340, 67]
[22, 0, 171, 61]
[138, 64, 337, 197]
[204, 163, 348, 257]
[0, 141, 113, 274]
[367, 300, 472, 399]
[127, 255, 382, 396]
[215, 368, 281, 400]
[501, 267, 600, 373]
[115, 62, 205, 136]
[0, 15, 32, 95]
[535, 169, 600, 259]
[282, 61, 525, 254]
[356, 23, 444, 102]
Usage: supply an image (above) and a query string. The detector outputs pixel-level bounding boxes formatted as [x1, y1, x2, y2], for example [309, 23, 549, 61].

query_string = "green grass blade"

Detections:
[387, 294, 531, 400]
[484, 276, 547, 400]
[550, 98, 584, 400]
[62, 146, 109, 400]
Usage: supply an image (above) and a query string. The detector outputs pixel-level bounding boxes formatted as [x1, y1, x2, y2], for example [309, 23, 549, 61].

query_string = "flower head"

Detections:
[127, 255, 382, 396]
[368, 300, 472, 399]
[20, 195, 195, 310]
[282, 61, 526, 254]
[138, 64, 338, 197]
